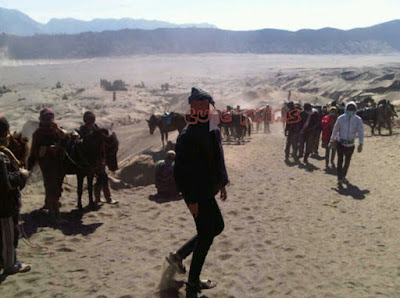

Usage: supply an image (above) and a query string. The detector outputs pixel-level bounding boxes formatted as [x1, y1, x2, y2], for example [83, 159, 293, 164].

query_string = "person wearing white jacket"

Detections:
[329, 101, 364, 185]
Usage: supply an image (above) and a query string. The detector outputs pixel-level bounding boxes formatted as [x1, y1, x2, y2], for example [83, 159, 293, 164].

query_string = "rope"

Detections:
[18, 215, 52, 254]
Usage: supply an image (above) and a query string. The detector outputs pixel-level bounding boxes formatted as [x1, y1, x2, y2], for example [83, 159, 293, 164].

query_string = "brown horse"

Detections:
[146, 113, 186, 147]
[65, 128, 119, 209]
[8, 132, 30, 167]
[377, 101, 394, 135]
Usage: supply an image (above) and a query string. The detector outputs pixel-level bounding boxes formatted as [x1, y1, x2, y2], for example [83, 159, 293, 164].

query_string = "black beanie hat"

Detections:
[0, 114, 10, 133]
[188, 87, 215, 106]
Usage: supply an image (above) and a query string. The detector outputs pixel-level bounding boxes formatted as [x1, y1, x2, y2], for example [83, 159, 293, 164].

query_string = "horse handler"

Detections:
[165, 88, 229, 298]
[329, 102, 364, 185]
[27, 108, 67, 221]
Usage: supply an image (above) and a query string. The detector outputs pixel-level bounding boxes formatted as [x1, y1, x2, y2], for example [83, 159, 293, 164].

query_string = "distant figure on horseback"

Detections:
[146, 112, 186, 147]
[27, 108, 68, 221]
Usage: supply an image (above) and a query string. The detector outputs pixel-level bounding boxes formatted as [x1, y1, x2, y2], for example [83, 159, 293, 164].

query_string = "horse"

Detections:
[146, 113, 186, 147]
[377, 101, 394, 135]
[65, 128, 119, 209]
[357, 108, 378, 135]
[8, 132, 30, 167]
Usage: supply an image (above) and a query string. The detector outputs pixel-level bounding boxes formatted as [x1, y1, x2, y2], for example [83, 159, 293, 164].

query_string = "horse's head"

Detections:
[146, 114, 158, 135]
[8, 132, 29, 167]
[102, 130, 119, 172]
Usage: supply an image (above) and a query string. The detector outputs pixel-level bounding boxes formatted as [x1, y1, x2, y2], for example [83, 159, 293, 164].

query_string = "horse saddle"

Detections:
[163, 112, 174, 125]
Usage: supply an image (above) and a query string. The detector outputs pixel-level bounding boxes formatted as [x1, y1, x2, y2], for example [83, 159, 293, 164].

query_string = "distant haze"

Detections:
[1, 0, 400, 31]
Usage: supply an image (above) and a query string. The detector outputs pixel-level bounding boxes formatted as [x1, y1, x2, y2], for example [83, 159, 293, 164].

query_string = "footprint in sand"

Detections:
[14, 289, 34, 297]
[219, 254, 233, 261]
[57, 246, 75, 252]
[69, 237, 82, 243]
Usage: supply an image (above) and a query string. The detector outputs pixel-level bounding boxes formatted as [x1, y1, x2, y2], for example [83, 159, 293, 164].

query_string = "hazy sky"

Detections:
[2, 0, 400, 31]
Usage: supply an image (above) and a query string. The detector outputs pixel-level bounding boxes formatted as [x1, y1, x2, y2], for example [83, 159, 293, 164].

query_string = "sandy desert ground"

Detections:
[0, 54, 400, 298]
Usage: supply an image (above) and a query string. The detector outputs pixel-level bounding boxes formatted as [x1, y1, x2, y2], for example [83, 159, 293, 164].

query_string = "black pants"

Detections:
[0, 215, 19, 269]
[285, 132, 298, 158]
[298, 132, 313, 159]
[177, 197, 224, 284]
[337, 143, 355, 180]
[325, 147, 337, 167]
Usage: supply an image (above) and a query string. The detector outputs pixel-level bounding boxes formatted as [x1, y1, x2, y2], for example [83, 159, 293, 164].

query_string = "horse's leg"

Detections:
[388, 120, 392, 135]
[161, 132, 165, 148]
[88, 174, 95, 209]
[165, 131, 169, 144]
[77, 174, 84, 209]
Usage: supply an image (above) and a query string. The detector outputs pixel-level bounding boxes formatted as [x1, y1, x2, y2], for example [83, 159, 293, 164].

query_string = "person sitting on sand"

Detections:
[329, 102, 364, 185]
[0, 115, 31, 275]
[78, 111, 118, 205]
[166, 87, 229, 298]
[321, 106, 338, 169]
[155, 150, 178, 198]
[27, 108, 68, 221]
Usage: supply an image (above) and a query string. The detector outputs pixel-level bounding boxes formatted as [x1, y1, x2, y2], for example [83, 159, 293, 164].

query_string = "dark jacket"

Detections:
[174, 122, 229, 204]
[0, 150, 25, 217]
[299, 110, 320, 135]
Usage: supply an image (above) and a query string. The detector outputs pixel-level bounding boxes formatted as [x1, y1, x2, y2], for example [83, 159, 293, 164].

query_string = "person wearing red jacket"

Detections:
[321, 107, 338, 169]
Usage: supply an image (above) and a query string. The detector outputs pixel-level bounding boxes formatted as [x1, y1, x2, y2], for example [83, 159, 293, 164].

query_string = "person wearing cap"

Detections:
[321, 106, 339, 169]
[329, 101, 364, 185]
[78, 111, 117, 205]
[0, 115, 31, 274]
[166, 87, 229, 298]
[155, 150, 178, 198]
[27, 108, 67, 221]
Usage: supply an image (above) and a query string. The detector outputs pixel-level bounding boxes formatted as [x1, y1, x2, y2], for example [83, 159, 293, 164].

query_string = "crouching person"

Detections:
[155, 150, 178, 199]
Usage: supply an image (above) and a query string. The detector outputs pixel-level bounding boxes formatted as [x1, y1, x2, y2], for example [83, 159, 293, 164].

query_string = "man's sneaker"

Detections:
[165, 252, 186, 274]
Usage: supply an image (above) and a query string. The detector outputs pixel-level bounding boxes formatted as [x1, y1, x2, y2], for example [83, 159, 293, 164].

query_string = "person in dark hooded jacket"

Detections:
[0, 115, 31, 275]
[166, 87, 229, 298]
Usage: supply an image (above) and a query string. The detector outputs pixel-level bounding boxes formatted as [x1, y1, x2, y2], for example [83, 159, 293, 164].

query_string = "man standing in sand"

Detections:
[28, 108, 68, 221]
[166, 87, 229, 298]
[0, 115, 31, 274]
[284, 101, 300, 162]
[298, 103, 320, 164]
[329, 102, 364, 185]
[78, 111, 118, 205]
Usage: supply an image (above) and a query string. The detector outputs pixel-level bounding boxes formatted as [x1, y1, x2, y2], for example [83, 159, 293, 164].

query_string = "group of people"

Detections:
[0, 109, 116, 276]
[284, 100, 364, 184]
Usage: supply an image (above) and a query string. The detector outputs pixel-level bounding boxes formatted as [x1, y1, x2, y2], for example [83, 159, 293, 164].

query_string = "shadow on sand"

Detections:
[332, 182, 370, 200]
[284, 159, 298, 167]
[21, 207, 103, 238]
[149, 194, 183, 204]
[324, 166, 337, 176]
[298, 162, 319, 172]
